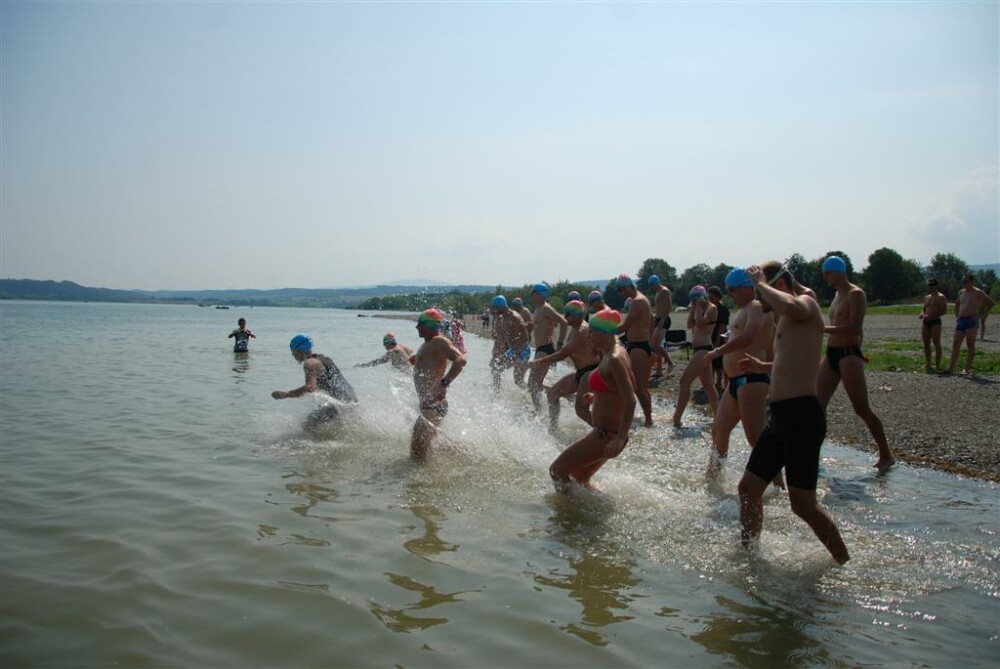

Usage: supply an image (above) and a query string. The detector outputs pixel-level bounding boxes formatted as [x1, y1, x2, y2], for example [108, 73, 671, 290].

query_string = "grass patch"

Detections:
[862, 338, 1000, 374]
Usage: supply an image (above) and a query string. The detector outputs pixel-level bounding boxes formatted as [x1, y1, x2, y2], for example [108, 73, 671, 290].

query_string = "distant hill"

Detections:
[970, 263, 1000, 275]
[0, 278, 497, 308]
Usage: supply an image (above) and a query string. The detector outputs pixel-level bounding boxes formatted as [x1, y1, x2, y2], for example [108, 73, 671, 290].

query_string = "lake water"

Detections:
[1, 301, 997, 667]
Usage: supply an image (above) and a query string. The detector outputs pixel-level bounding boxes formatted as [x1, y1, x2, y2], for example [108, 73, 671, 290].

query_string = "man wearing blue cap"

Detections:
[704, 268, 776, 481]
[489, 295, 530, 395]
[817, 256, 895, 473]
[272, 334, 358, 429]
[527, 283, 568, 412]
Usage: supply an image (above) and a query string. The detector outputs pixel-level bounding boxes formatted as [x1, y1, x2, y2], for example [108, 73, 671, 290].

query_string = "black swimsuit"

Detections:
[923, 318, 942, 328]
[746, 396, 826, 490]
[536, 343, 557, 356]
[825, 345, 865, 373]
[626, 341, 652, 355]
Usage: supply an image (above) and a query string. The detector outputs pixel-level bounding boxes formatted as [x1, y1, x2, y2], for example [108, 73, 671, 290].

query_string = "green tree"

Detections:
[708, 263, 734, 292]
[928, 252, 970, 299]
[636, 258, 679, 292]
[864, 247, 918, 304]
[677, 263, 714, 306]
[784, 253, 818, 292]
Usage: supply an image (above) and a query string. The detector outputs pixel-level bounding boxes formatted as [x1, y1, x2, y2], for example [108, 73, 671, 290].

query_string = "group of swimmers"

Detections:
[246, 260, 994, 565]
[919, 273, 995, 374]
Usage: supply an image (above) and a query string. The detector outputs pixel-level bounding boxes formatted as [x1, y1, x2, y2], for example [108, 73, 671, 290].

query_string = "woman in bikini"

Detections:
[549, 309, 637, 492]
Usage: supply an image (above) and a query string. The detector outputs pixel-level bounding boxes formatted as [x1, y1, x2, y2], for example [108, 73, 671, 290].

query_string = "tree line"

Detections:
[351, 249, 998, 315]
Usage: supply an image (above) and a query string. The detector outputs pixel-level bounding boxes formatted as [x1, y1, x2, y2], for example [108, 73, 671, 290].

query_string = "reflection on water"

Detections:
[370, 572, 480, 633]
[403, 504, 459, 561]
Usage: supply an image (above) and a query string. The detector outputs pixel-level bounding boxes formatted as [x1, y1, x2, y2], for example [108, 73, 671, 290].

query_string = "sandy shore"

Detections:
[462, 314, 999, 481]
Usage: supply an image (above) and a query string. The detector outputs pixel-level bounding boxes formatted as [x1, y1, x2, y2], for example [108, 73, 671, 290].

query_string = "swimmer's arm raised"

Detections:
[748, 267, 813, 321]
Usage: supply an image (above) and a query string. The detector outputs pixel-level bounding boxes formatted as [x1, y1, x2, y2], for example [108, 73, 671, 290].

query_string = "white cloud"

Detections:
[914, 166, 1000, 263]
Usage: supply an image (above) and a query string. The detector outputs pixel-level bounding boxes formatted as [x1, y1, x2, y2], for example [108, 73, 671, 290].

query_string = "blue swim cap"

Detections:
[822, 256, 847, 274]
[725, 268, 753, 289]
[491, 295, 508, 309]
[289, 334, 312, 352]
[532, 283, 549, 296]
[648, 274, 661, 285]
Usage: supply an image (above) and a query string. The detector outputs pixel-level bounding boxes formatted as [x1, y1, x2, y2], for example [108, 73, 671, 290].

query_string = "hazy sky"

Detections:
[2, 1, 997, 290]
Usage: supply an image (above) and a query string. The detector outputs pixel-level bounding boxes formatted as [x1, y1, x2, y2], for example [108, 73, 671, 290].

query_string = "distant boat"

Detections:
[215, 305, 230, 310]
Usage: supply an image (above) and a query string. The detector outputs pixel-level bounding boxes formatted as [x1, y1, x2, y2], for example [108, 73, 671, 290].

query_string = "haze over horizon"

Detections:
[2, 2, 997, 291]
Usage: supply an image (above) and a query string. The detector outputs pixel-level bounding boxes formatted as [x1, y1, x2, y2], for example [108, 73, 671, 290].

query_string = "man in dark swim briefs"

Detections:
[650, 275, 676, 377]
[944, 274, 995, 375]
[410, 309, 466, 460]
[736, 261, 850, 565]
[527, 283, 568, 413]
[615, 274, 654, 427]
[816, 256, 894, 474]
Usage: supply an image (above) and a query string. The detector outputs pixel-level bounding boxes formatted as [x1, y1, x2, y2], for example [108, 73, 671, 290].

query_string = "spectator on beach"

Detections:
[919, 279, 948, 372]
[615, 274, 655, 427]
[549, 309, 636, 492]
[736, 262, 850, 565]
[672, 285, 720, 427]
[228, 318, 255, 353]
[528, 300, 602, 430]
[816, 255, 895, 473]
[272, 334, 358, 429]
[944, 274, 995, 375]
[650, 275, 675, 378]
[705, 270, 774, 482]
[356, 332, 415, 372]
[410, 309, 466, 460]
[489, 296, 530, 395]
[527, 284, 568, 413]
[707, 286, 730, 395]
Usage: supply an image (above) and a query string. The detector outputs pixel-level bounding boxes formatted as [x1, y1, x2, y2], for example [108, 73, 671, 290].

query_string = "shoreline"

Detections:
[458, 314, 999, 482]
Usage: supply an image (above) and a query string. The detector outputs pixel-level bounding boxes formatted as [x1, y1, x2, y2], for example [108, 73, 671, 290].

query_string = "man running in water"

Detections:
[272, 334, 358, 429]
[816, 256, 894, 473]
[527, 283, 568, 412]
[411, 308, 466, 460]
[672, 285, 720, 427]
[528, 300, 602, 430]
[615, 274, 654, 427]
[705, 269, 774, 480]
[511, 297, 534, 386]
[944, 274, 995, 375]
[356, 332, 415, 372]
[919, 278, 948, 372]
[228, 318, 256, 353]
[489, 296, 530, 395]
[737, 262, 850, 565]
[650, 275, 676, 377]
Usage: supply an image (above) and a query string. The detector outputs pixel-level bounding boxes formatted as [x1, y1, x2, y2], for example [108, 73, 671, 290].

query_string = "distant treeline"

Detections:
[351, 250, 999, 315]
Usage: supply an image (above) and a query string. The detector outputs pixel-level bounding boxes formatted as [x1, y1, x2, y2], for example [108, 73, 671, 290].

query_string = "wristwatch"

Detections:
[440, 378, 451, 387]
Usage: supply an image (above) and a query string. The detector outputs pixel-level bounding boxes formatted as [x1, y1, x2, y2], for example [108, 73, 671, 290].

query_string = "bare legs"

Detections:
[817, 358, 894, 473]
[921, 323, 942, 371]
[945, 327, 977, 374]
[629, 348, 654, 427]
[673, 351, 719, 427]
[549, 427, 614, 491]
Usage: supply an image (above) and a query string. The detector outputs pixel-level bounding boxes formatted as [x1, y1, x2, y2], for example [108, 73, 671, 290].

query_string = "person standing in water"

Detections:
[944, 274, 995, 374]
[549, 309, 636, 492]
[356, 332, 415, 372]
[737, 262, 850, 565]
[528, 300, 602, 430]
[919, 278, 948, 372]
[272, 334, 358, 428]
[410, 308, 466, 460]
[510, 297, 534, 386]
[489, 296, 530, 395]
[816, 255, 894, 473]
[228, 318, 255, 353]
[672, 285, 720, 427]
[615, 274, 655, 427]
[527, 283, 568, 413]
[649, 275, 676, 378]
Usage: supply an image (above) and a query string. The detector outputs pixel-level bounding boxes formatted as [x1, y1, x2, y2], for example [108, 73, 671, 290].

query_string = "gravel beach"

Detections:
[461, 313, 999, 481]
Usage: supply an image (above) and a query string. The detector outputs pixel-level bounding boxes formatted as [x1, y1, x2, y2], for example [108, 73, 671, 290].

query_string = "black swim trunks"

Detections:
[727, 373, 770, 399]
[745, 395, 826, 490]
[575, 363, 599, 386]
[536, 343, 556, 356]
[922, 318, 942, 328]
[420, 397, 449, 419]
[825, 345, 865, 373]
[626, 341, 652, 356]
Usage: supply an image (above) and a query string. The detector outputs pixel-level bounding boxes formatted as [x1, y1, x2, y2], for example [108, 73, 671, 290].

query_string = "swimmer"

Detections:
[707, 286, 730, 395]
[705, 269, 775, 482]
[272, 334, 358, 429]
[736, 262, 850, 565]
[816, 256, 894, 473]
[672, 285, 720, 427]
[410, 308, 466, 460]
[228, 318, 256, 353]
[511, 297, 534, 386]
[489, 296, 530, 395]
[528, 300, 602, 430]
[527, 283, 569, 413]
[549, 309, 636, 492]
[919, 278, 948, 371]
[356, 332, 415, 372]
[649, 275, 676, 377]
[587, 290, 606, 319]
[615, 274, 655, 427]
[944, 274, 995, 375]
